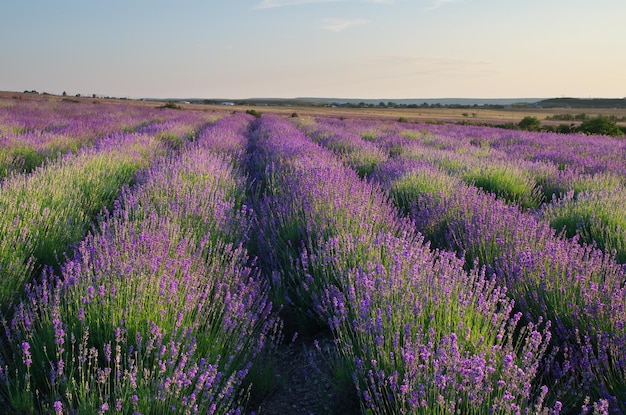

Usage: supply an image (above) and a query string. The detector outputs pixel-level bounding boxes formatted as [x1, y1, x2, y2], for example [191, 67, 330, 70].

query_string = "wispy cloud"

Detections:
[253, 0, 345, 9]
[321, 18, 370, 32]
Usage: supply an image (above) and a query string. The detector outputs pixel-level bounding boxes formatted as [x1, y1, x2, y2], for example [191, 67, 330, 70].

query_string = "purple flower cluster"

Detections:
[399, 122, 626, 177]
[0, 130, 171, 312]
[3, 98, 626, 413]
[299, 117, 388, 178]
[195, 113, 255, 161]
[314, 116, 626, 412]
[0, 95, 162, 136]
[246, 115, 557, 413]
[133, 109, 213, 150]
[0, 95, 184, 178]
[248, 115, 410, 316]
[401, 162, 625, 412]
[294, 219, 555, 413]
[2, 114, 279, 413]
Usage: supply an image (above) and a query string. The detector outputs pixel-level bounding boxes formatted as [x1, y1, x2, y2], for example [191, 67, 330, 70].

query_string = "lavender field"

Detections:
[1, 97, 625, 414]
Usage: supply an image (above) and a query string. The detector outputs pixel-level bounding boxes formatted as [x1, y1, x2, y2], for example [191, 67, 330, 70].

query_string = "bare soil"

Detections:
[252, 331, 359, 415]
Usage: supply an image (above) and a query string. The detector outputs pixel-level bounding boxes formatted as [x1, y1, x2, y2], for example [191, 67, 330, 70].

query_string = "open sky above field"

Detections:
[1, 0, 624, 100]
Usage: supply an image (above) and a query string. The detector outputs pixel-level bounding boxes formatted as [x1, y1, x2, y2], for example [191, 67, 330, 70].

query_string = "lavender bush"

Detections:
[253, 116, 557, 413]
[398, 123, 626, 178]
[195, 113, 254, 161]
[299, 117, 388, 178]
[248, 115, 409, 321]
[542, 187, 626, 263]
[0, 96, 184, 179]
[0, 133, 166, 311]
[1, 127, 279, 413]
[367, 120, 626, 412]
[295, 228, 555, 414]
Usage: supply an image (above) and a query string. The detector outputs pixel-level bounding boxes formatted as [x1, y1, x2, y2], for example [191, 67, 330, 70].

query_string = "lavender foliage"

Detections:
[1, 114, 280, 414]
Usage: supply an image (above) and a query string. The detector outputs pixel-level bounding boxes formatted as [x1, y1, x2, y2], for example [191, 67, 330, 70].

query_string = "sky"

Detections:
[1, 0, 624, 99]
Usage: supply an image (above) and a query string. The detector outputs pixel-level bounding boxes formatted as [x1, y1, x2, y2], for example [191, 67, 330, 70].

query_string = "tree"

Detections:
[578, 116, 624, 137]
[518, 116, 542, 131]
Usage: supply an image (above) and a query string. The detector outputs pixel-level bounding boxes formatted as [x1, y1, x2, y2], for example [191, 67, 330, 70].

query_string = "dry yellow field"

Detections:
[195, 103, 626, 126]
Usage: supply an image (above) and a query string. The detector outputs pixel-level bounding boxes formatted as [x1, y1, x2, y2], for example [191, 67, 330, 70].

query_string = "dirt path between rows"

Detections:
[252, 331, 358, 415]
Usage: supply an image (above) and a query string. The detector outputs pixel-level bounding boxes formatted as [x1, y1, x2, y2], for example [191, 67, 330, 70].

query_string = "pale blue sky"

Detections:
[1, 0, 624, 99]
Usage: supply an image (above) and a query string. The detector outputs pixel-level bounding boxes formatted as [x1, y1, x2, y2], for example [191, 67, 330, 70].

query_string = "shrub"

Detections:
[518, 116, 542, 131]
[304, 231, 555, 414]
[246, 109, 262, 119]
[557, 124, 575, 134]
[159, 101, 183, 110]
[1, 138, 279, 414]
[0, 135, 163, 310]
[578, 116, 624, 137]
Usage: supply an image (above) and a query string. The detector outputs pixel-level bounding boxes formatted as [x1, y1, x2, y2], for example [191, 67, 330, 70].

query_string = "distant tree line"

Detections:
[490, 115, 626, 137]
[337, 101, 508, 110]
[546, 113, 626, 122]
[538, 97, 626, 109]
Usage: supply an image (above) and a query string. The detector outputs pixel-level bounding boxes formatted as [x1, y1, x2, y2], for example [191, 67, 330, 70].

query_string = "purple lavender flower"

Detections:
[21, 341, 32, 366]
[3, 114, 279, 414]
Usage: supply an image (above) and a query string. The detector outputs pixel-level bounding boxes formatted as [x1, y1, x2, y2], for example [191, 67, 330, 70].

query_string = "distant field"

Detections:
[200, 101, 626, 128]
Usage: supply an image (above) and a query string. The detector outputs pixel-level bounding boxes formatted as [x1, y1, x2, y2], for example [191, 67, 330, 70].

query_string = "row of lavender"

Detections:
[2, 101, 622, 413]
[249, 115, 557, 414]
[0, 132, 165, 312]
[331, 118, 626, 263]
[335, 120, 626, 186]
[300, 116, 626, 413]
[398, 123, 626, 265]
[1, 114, 281, 413]
[0, 96, 213, 179]
[0, 104, 215, 312]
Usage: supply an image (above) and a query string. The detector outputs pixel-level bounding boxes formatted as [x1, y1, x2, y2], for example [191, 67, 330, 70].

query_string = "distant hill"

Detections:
[149, 96, 626, 109]
[296, 97, 543, 106]
[184, 97, 543, 108]
[536, 97, 626, 109]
